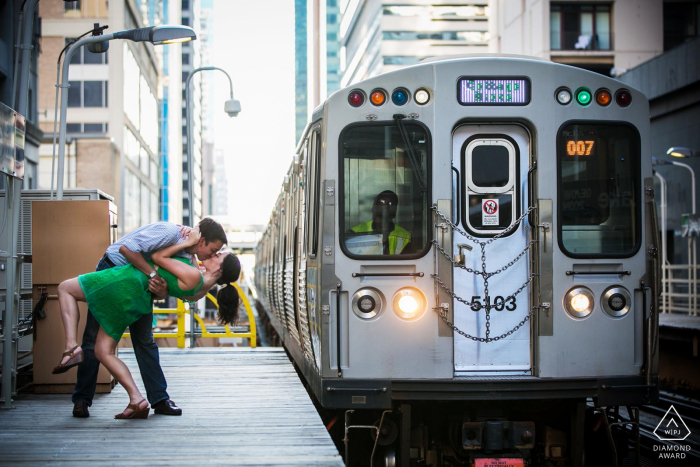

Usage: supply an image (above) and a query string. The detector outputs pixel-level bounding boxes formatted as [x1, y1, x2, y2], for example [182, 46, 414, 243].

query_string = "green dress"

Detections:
[78, 257, 204, 341]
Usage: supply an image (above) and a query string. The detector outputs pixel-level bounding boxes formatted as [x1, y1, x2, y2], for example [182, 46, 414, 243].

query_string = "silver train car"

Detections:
[253, 56, 660, 466]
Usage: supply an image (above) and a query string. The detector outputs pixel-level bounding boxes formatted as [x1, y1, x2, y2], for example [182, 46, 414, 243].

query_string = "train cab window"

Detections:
[462, 136, 518, 235]
[306, 129, 322, 257]
[558, 123, 640, 257]
[340, 123, 431, 258]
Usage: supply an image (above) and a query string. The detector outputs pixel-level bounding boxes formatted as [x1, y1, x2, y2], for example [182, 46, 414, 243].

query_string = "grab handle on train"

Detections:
[455, 244, 473, 266]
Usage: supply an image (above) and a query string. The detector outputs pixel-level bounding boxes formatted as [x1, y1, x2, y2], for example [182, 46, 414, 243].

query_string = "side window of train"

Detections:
[557, 122, 640, 257]
[339, 122, 431, 259]
[306, 129, 322, 257]
[461, 135, 519, 236]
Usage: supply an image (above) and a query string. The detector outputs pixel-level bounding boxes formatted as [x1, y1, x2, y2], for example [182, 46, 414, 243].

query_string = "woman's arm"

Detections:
[152, 228, 202, 292]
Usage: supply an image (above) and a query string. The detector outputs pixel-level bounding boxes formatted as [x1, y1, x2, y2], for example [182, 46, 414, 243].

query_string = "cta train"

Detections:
[253, 55, 659, 466]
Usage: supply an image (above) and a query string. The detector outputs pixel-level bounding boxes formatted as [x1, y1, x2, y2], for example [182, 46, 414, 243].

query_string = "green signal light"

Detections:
[576, 88, 592, 106]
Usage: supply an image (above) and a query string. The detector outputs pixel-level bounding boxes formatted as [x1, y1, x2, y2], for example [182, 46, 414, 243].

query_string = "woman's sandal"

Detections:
[114, 399, 149, 420]
[52, 345, 84, 374]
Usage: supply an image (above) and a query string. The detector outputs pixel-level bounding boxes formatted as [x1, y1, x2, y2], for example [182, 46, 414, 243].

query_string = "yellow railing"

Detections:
[123, 283, 257, 348]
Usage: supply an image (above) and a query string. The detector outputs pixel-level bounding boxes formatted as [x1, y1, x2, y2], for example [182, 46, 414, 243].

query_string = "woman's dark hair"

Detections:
[217, 284, 240, 326]
[198, 218, 227, 245]
[215, 253, 242, 325]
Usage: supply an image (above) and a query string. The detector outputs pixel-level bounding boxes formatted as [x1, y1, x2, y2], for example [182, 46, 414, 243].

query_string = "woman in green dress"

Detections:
[54, 227, 241, 419]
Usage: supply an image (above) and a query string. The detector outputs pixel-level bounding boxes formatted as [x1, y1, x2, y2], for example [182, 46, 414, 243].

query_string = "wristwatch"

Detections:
[148, 270, 158, 279]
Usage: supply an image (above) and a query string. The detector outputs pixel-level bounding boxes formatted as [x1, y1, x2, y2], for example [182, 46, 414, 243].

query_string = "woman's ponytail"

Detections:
[217, 284, 240, 326]
[215, 253, 242, 325]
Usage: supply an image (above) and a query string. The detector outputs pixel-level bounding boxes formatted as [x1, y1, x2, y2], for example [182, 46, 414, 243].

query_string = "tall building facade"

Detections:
[38, 0, 160, 235]
[339, 1, 490, 87]
[489, 0, 664, 77]
[296, 0, 343, 144]
[0, 0, 43, 189]
[181, 0, 203, 226]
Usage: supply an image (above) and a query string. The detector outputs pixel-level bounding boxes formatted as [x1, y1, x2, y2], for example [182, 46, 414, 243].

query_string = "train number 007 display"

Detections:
[566, 140, 595, 156]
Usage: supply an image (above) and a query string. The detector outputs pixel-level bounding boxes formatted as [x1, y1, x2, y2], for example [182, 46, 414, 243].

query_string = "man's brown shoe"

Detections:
[152, 399, 182, 415]
[73, 401, 90, 418]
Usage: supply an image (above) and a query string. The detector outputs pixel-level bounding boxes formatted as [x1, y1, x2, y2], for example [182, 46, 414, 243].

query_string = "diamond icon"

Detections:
[653, 405, 691, 441]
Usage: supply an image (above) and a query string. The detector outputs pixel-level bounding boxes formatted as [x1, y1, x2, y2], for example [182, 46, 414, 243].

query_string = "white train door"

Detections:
[451, 124, 533, 374]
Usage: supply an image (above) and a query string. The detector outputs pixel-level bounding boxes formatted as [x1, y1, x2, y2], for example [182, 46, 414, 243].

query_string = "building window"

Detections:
[383, 31, 489, 44]
[65, 38, 109, 64]
[63, 0, 109, 19]
[182, 17, 190, 26]
[550, 4, 611, 51]
[182, 53, 190, 65]
[383, 5, 488, 20]
[383, 56, 425, 66]
[66, 123, 108, 134]
[182, 0, 190, 11]
[664, 2, 700, 51]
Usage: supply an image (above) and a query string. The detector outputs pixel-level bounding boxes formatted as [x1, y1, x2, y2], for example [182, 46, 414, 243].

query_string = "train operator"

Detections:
[351, 190, 411, 255]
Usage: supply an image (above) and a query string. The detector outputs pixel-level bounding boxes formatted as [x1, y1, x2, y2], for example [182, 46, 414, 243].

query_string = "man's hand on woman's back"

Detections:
[149, 276, 168, 299]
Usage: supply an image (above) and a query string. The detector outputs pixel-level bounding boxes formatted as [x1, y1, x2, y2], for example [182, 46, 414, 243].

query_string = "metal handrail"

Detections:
[123, 283, 257, 347]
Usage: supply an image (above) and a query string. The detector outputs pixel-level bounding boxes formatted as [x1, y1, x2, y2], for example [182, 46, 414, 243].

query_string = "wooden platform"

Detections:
[0, 348, 343, 466]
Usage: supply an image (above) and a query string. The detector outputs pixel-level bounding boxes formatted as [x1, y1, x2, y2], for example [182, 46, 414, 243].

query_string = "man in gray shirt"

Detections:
[71, 218, 228, 418]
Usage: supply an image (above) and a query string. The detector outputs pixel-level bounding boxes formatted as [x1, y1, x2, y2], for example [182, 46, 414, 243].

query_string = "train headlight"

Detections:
[601, 286, 631, 318]
[352, 288, 383, 319]
[392, 287, 427, 320]
[564, 286, 594, 319]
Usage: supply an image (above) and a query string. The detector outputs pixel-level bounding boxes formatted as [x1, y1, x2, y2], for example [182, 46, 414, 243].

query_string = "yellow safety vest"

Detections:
[351, 221, 411, 254]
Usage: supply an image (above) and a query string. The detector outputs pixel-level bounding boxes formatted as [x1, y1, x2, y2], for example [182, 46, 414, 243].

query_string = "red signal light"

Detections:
[348, 91, 365, 107]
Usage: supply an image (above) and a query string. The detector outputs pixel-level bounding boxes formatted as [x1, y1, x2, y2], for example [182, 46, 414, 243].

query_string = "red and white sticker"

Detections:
[482, 199, 499, 226]
[475, 459, 524, 467]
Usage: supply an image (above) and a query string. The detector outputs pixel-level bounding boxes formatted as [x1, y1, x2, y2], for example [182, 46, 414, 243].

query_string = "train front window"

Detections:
[558, 123, 640, 257]
[340, 123, 430, 258]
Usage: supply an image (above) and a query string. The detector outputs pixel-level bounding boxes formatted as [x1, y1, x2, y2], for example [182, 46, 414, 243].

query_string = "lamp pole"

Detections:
[184, 66, 239, 347]
[54, 25, 196, 200]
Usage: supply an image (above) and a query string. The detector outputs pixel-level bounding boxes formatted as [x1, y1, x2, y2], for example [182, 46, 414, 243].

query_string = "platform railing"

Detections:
[123, 283, 257, 347]
[661, 263, 700, 316]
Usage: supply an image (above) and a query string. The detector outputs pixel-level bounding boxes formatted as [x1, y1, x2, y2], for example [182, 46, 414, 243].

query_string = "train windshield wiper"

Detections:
[393, 114, 427, 193]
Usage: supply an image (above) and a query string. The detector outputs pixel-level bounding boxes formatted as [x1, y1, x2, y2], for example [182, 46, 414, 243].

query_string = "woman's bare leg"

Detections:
[57, 278, 86, 365]
[95, 327, 148, 415]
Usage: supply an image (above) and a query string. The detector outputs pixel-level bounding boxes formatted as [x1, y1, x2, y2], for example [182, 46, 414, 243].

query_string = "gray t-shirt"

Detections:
[106, 222, 193, 266]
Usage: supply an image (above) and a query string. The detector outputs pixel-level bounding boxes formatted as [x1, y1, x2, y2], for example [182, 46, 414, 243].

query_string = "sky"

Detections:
[212, 0, 296, 227]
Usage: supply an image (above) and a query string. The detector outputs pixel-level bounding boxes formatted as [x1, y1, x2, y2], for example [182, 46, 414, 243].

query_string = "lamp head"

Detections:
[113, 25, 196, 45]
[224, 98, 241, 117]
[667, 147, 699, 158]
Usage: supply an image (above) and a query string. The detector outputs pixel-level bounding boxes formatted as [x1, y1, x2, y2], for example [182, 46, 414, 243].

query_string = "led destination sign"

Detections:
[458, 77, 530, 105]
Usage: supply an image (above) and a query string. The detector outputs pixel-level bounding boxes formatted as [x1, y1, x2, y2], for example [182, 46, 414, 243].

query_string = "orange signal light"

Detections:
[596, 89, 612, 106]
[370, 90, 386, 106]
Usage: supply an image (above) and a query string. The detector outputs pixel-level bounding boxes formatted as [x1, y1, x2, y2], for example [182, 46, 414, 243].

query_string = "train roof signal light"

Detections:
[595, 89, 612, 106]
[370, 89, 386, 106]
[556, 88, 572, 105]
[615, 89, 632, 107]
[348, 90, 365, 107]
[575, 88, 592, 107]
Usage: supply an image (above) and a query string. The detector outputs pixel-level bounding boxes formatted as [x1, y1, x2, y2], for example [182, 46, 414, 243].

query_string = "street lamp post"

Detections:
[184, 66, 240, 347]
[54, 25, 197, 200]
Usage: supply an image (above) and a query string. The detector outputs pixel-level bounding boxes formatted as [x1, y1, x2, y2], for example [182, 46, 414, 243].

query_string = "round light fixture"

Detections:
[352, 288, 383, 319]
[564, 286, 595, 319]
[370, 89, 387, 106]
[575, 88, 592, 107]
[348, 90, 365, 107]
[555, 87, 572, 105]
[392, 287, 427, 320]
[391, 88, 409, 106]
[615, 89, 632, 107]
[414, 88, 431, 105]
[601, 286, 631, 318]
[595, 89, 612, 106]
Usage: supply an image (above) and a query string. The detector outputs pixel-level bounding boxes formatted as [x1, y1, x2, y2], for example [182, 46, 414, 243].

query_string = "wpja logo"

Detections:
[653, 405, 692, 460]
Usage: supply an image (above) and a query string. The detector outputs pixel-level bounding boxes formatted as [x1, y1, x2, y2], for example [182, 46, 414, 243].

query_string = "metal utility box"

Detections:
[31, 198, 117, 393]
